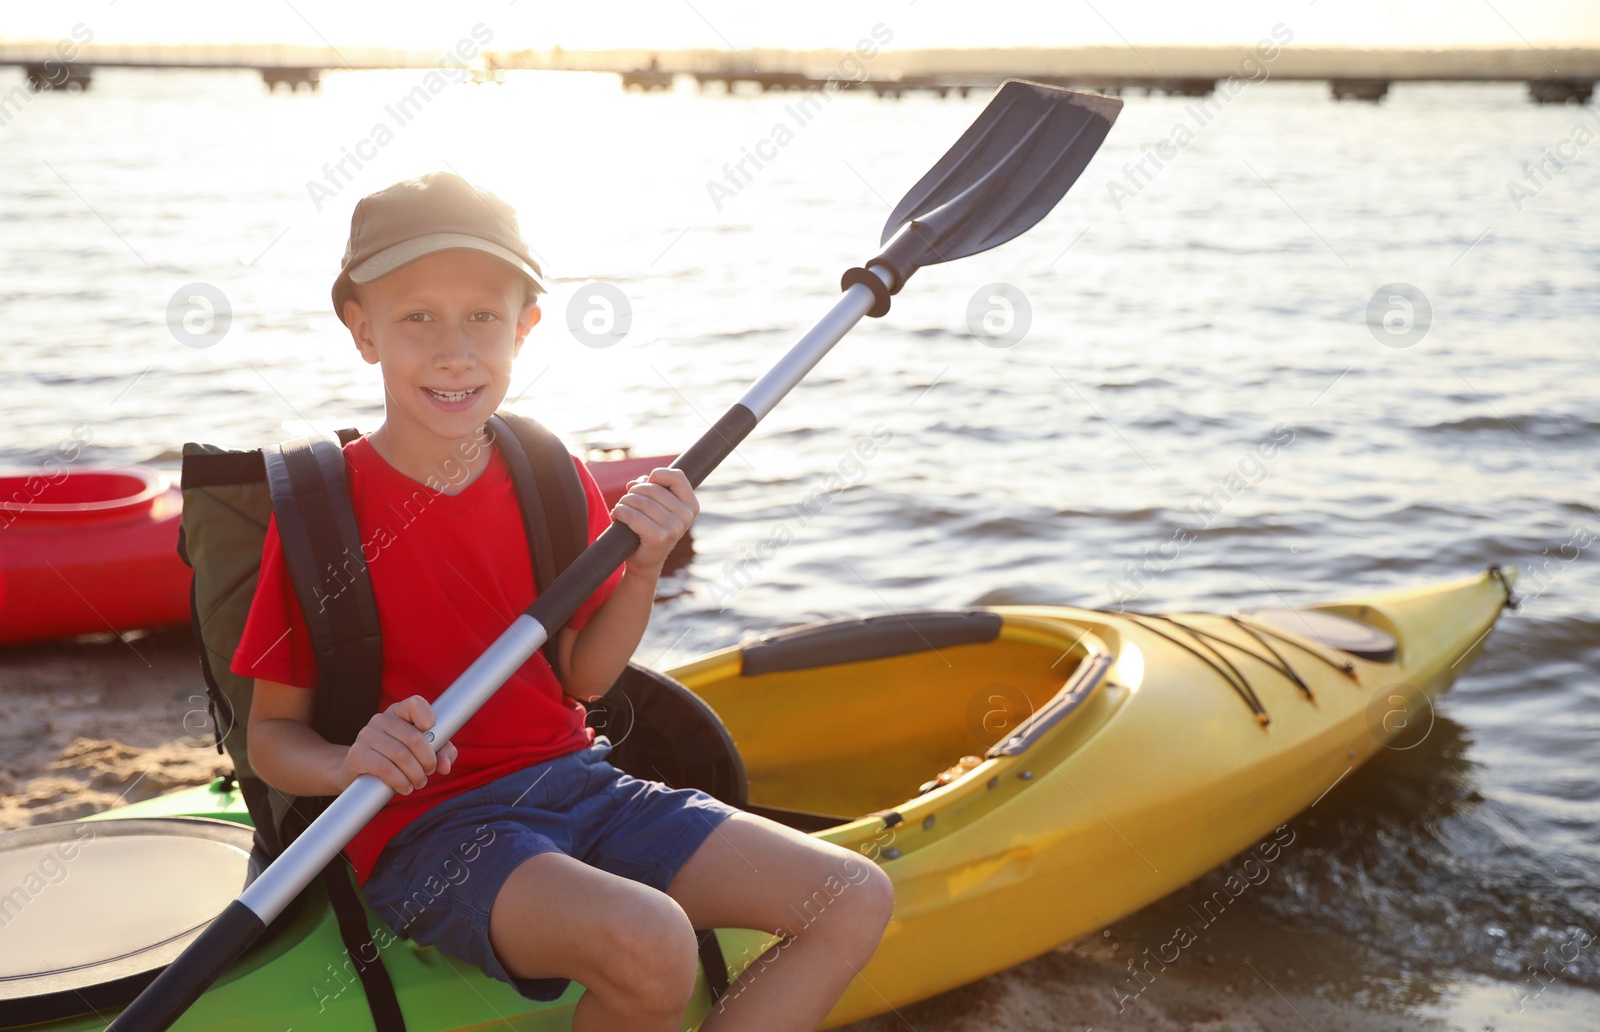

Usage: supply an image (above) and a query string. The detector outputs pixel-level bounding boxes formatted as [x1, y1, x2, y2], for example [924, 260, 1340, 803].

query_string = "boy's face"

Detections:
[343, 249, 540, 444]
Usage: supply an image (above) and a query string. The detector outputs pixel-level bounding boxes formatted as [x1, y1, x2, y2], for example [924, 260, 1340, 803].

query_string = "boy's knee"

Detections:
[588, 892, 699, 1013]
[848, 862, 895, 945]
[789, 847, 894, 957]
[863, 863, 895, 921]
[803, 852, 893, 961]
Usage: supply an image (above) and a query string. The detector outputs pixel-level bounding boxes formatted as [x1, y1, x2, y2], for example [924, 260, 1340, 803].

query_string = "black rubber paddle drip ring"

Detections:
[841, 266, 893, 318]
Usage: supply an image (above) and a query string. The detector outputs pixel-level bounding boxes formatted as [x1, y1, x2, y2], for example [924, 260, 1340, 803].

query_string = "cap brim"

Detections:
[349, 232, 547, 293]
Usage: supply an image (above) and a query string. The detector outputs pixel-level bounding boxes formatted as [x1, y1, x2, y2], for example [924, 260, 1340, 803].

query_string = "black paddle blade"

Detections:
[866, 80, 1121, 297]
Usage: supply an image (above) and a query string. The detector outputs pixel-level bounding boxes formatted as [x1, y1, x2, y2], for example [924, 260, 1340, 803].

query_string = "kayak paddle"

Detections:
[108, 78, 1120, 1032]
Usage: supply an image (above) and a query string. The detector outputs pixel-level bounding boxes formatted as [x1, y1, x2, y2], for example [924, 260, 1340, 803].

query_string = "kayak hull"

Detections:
[0, 468, 189, 647]
[807, 571, 1511, 1023]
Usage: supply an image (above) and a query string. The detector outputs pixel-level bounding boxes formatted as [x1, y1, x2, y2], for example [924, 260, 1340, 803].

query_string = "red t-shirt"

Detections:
[231, 434, 622, 883]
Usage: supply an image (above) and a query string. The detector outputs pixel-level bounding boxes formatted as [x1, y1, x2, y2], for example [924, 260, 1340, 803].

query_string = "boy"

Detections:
[233, 172, 892, 1031]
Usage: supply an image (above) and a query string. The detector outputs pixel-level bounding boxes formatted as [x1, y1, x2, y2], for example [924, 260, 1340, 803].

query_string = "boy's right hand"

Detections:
[340, 695, 457, 795]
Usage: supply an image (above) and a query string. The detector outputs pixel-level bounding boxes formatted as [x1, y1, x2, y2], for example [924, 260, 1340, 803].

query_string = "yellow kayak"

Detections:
[676, 564, 1517, 1026]
[0, 567, 1514, 1030]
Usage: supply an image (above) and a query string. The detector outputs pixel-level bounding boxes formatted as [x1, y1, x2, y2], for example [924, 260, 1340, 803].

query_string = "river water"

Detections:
[2, 65, 1597, 1026]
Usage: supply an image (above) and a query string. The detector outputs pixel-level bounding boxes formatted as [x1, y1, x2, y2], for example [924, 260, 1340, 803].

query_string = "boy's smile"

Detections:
[424, 386, 482, 407]
[343, 249, 541, 489]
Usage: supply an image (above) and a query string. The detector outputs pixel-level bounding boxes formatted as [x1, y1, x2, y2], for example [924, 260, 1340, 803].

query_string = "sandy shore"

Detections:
[0, 629, 1575, 1031]
[0, 627, 230, 831]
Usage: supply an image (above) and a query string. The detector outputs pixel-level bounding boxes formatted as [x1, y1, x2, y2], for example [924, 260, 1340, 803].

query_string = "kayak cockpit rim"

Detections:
[765, 612, 1117, 859]
[675, 611, 1113, 864]
[985, 650, 1115, 757]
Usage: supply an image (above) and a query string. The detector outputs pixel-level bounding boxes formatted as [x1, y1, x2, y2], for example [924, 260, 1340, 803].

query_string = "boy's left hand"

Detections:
[611, 467, 698, 574]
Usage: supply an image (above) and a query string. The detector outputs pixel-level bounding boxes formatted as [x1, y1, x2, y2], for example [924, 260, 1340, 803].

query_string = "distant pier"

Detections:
[618, 69, 1219, 99]
[609, 66, 1597, 106]
[0, 43, 446, 94]
[2, 43, 1597, 105]
[518, 45, 1600, 105]
[614, 66, 1594, 105]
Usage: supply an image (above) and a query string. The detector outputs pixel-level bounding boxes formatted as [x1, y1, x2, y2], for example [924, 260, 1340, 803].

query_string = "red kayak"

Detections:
[0, 467, 188, 648]
[0, 454, 674, 648]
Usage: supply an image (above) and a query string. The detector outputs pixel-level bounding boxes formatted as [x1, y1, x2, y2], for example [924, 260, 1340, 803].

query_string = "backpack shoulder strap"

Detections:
[262, 432, 383, 747]
[489, 412, 589, 585]
[486, 412, 590, 678]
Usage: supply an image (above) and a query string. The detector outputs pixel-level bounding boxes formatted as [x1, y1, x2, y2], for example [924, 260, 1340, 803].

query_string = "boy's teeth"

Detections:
[427, 387, 477, 402]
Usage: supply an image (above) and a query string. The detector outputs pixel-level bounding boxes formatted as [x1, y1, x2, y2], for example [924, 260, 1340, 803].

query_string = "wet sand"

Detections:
[838, 936, 1447, 1032]
[0, 630, 1579, 1031]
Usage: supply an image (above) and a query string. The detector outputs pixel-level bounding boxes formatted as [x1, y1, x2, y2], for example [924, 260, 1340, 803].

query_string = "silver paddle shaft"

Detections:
[736, 278, 881, 418]
[237, 273, 886, 924]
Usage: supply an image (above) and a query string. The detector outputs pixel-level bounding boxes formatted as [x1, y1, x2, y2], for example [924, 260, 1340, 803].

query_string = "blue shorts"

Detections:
[362, 735, 739, 1002]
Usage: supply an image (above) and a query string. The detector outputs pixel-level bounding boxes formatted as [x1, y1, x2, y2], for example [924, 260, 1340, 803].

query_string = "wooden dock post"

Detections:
[258, 67, 321, 92]
[1527, 79, 1595, 104]
[24, 63, 92, 91]
[1330, 78, 1390, 102]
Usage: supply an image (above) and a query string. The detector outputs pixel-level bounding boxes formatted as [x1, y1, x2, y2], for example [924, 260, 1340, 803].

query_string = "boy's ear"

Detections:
[514, 303, 542, 357]
[345, 299, 380, 365]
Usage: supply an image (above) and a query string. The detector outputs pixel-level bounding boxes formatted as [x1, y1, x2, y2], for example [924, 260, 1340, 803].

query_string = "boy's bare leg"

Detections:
[666, 813, 895, 1032]
[488, 852, 701, 1032]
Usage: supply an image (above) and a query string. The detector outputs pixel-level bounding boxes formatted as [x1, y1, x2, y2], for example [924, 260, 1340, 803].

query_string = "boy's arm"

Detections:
[555, 566, 661, 701]
[556, 467, 697, 702]
[249, 680, 457, 798]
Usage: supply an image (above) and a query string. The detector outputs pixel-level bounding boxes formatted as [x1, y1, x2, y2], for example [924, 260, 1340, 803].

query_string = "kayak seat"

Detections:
[585, 663, 749, 809]
[590, 664, 859, 832]
[740, 610, 1003, 675]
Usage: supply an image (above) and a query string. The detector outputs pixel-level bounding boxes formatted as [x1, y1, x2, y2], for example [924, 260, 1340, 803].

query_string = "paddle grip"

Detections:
[105, 899, 265, 1032]
[671, 404, 758, 488]
[523, 521, 640, 633]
